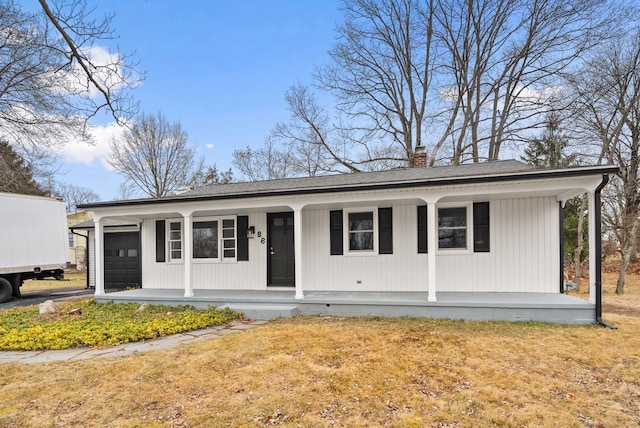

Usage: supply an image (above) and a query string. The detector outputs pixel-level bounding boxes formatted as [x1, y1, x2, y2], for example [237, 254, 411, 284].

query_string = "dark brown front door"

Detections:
[267, 212, 295, 287]
[104, 232, 141, 289]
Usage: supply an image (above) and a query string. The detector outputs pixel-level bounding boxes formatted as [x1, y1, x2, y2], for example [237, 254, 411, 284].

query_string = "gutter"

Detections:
[594, 173, 616, 329]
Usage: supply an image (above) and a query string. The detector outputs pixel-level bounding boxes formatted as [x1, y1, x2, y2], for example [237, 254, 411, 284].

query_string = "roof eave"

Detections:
[78, 165, 619, 210]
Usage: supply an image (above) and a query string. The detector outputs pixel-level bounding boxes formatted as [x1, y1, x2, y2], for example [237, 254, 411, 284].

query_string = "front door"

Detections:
[104, 232, 141, 289]
[267, 212, 295, 287]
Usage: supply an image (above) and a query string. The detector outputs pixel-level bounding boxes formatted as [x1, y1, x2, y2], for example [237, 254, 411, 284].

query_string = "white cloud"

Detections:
[206, 143, 215, 149]
[59, 121, 126, 170]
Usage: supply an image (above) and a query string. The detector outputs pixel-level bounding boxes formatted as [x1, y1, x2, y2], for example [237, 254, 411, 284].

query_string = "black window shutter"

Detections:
[473, 202, 490, 252]
[237, 215, 249, 261]
[155, 220, 166, 262]
[329, 210, 343, 255]
[417, 205, 428, 253]
[378, 207, 393, 254]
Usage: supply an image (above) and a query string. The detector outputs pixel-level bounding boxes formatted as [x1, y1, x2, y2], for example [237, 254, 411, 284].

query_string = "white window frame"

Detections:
[192, 216, 237, 263]
[167, 219, 183, 263]
[343, 207, 378, 256]
[436, 202, 473, 254]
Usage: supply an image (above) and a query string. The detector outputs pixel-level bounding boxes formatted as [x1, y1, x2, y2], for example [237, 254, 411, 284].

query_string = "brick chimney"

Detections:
[414, 145, 427, 167]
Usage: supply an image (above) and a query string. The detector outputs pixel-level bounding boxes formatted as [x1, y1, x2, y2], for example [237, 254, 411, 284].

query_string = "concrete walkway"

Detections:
[0, 319, 268, 364]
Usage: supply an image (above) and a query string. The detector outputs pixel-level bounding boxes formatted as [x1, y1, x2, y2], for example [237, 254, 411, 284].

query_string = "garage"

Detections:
[103, 232, 141, 289]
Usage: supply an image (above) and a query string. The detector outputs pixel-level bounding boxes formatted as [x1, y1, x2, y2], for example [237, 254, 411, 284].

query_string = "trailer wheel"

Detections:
[0, 277, 12, 303]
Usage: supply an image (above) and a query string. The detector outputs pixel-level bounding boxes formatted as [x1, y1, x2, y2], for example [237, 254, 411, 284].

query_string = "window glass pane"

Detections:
[222, 228, 234, 239]
[128, 249, 138, 257]
[438, 207, 466, 227]
[223, 240, 235, 249]
[349, 231, 374, 251]
[193, 221, 218, 259]
[274, 218, 284, 226]
[222, 219, 234, 228]
[224, 249, 235, 258]
[439, 229, 467, 249]
[349, 212, 373, 231]
[168, 221, 183, 260]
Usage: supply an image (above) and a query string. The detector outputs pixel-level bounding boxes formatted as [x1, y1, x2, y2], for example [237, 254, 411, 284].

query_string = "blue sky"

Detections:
[43, 1, 343, 200]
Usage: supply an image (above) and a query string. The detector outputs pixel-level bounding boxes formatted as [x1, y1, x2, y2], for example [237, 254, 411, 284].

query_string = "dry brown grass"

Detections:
[1, 268, 639, 427]
[569, 261, 640, 317]
[1, 314, 639, 426]
[20, 271, 86, 293]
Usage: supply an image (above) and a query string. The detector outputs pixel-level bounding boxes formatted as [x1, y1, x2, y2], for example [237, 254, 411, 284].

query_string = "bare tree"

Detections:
[53, 182, 100, 212]
[108, 112, 197, 198]
[433, 0, 622, 165]
[233, 137, 299, 181]
[0, 0, 140, 185]
[38, 0, 139, 125]
[269, 0, 625, 174]
[114, 181, 139, 200]
[568, 31, 640, 294]
[314, 0, 436, 169]
[187, 159, 233, 188]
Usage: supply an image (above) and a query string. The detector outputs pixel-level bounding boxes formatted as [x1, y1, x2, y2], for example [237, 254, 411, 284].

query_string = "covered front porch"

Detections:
[96, 289, 596, 324]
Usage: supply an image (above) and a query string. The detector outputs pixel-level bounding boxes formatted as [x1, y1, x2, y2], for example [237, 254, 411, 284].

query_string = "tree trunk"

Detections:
[573, 195, 588, 292]
[617, 216, 640, 294]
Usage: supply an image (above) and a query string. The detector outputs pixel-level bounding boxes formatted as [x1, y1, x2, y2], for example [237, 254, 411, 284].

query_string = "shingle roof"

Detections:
[184, 159, 534, 197]
[78, 160, 617, 209]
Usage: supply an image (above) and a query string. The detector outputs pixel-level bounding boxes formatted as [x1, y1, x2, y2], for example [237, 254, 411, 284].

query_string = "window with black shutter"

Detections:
[155, 220, 166, 262]
[378, 207, 393, 254]
[417, 205, 427, 253]
[329, 210, 343, 255]
[473, 202, 490, 252]
[237, 215, 249, 261]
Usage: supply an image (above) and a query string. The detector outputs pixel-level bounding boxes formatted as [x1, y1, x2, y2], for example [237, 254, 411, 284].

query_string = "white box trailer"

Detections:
[0, 192, 70, 302]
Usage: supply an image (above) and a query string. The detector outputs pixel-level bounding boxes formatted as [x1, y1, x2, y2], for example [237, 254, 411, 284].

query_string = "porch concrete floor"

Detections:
[95, 289, 596, 324]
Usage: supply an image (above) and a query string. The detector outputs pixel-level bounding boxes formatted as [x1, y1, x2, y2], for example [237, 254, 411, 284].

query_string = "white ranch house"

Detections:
[76, 159, 617, 324]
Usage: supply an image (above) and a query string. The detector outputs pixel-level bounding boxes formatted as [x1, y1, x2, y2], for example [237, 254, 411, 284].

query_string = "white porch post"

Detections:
[588, 191, 596, 304]
[94, 217, 105, 296]
[294, 208, 304, 299]
[183, 213, 194, 298]
[427, 203, 437, 302]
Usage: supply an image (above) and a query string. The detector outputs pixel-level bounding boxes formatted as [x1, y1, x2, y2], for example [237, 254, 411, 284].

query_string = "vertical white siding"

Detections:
[131, 196, 559, 293]
[436, 196, 559, 293]
[141, 213, 268, 290]
[302, 204, 429, 292]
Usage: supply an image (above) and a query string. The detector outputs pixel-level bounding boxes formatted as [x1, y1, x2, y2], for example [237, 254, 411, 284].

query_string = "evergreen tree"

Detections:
[521, 112, 576, 168]
[0, 141, 46, 196]
[522, 113, 586, 290]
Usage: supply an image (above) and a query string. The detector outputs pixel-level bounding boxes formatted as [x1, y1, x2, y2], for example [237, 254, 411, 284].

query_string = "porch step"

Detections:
[221, 303, 300, 320]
